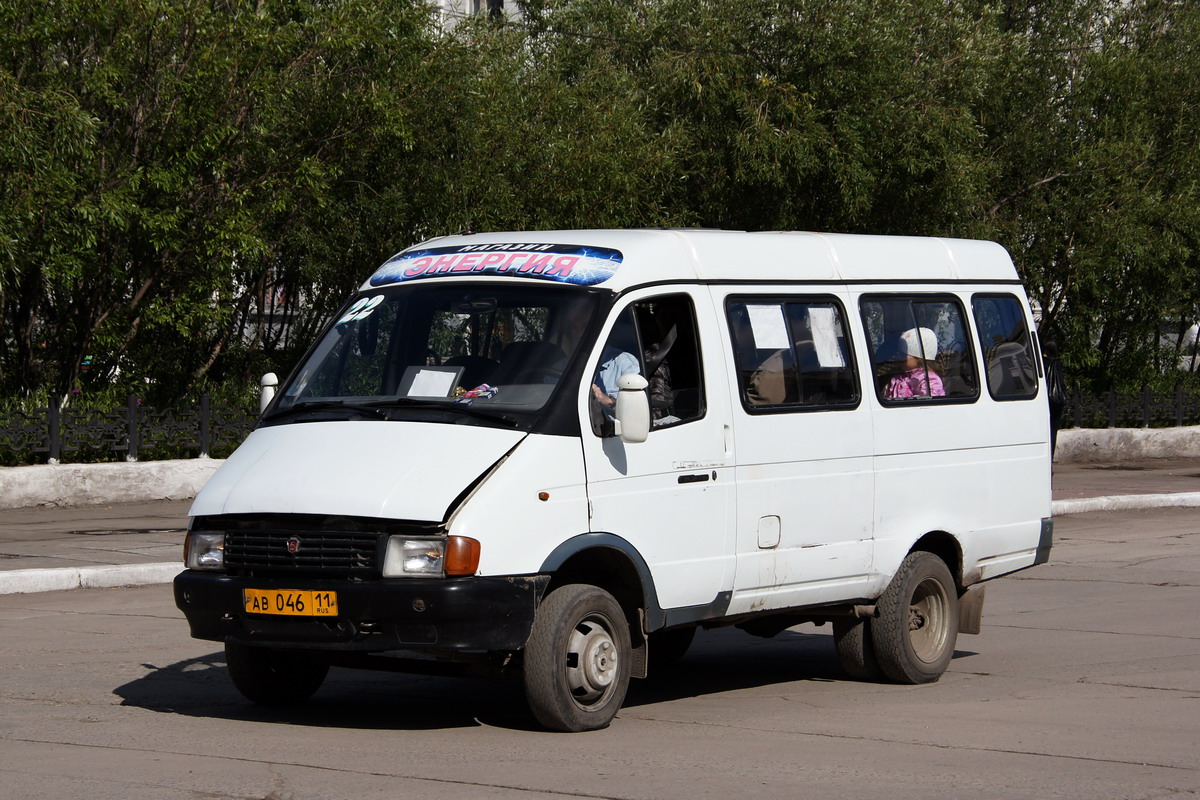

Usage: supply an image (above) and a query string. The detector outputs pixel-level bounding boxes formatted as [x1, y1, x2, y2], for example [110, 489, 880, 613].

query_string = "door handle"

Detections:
[678, 473, 712, 484]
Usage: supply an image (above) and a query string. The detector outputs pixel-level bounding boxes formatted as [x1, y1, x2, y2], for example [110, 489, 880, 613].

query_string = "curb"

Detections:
[1055, 426, 1200, 463]
[1050, 492, 1200, 516]
[0, 459, 223, 510]
[4, 491, 1199, 596]
[0, 563, 183, 596]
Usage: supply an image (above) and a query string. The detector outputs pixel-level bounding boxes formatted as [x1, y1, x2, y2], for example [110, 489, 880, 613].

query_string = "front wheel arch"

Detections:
[540, 533, 665, 627]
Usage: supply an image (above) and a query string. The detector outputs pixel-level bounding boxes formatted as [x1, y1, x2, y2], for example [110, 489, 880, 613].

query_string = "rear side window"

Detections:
[860, 295, 979, 404]
[972, 294, 1039, 400]
[726, 297, 860, 412]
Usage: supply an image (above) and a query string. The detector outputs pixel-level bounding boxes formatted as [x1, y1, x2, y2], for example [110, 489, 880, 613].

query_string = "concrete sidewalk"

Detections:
[0, 500, 191, 595]
[1, 454, 1199, 596]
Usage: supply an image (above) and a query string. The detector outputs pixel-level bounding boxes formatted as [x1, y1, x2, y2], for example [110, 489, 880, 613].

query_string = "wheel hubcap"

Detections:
[565, 616, 619, 705]
[908, 576, 949, 663]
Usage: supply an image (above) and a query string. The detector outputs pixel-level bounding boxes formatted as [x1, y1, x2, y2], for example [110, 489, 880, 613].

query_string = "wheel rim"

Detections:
[907, 576, 950, 663]
[565, 613, 620, 706]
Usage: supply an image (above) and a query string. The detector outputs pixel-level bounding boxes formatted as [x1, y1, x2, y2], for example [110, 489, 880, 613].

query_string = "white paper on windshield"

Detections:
[398, 366, 463, 398]
[809, 307, 846, 367]
[747, 304, 789, 350]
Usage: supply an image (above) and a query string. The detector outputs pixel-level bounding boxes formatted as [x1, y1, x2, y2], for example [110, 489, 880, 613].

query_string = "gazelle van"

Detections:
[175, 229, 1052, 731]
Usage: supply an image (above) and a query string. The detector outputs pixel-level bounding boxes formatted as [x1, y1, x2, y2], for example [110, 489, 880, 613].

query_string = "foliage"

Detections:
[980, 0, 1200, 389]
[525, 0, 1005, 235]
[0, 0, 435, 402]
[1, 0, 1198, 406]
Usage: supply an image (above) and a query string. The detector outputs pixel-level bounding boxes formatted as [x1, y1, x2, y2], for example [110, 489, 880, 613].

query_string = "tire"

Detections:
[832, 616, 884, 681]
[648, 626, 696, 674]
[224, 643, 329, 706]
[870, 551, 959, 684]
[523, 584, 632, 732]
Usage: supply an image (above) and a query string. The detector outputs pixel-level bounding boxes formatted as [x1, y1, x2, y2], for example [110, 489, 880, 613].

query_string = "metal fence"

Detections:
[0, 395, 257, 466]
[1063, 386, 1200, 429]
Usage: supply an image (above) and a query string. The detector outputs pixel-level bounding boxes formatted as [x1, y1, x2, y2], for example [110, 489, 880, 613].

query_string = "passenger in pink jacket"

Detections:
[884, 327, 945, 399]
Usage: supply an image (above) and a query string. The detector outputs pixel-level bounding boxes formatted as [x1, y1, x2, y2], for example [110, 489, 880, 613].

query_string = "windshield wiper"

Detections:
[371, 396, 520, 428]
[264, 400, 390, 422]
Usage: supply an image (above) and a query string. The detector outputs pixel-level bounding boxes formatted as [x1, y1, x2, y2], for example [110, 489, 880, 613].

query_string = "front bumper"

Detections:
[174, 571, 548, 653]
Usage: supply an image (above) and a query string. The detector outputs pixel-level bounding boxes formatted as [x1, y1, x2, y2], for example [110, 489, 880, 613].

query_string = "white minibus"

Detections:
[175, 229, 1052, 731]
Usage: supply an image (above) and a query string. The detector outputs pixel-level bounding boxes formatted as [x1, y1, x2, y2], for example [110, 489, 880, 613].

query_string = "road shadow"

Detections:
[115, 626, 977, 732]
[114, 649, 529, 731]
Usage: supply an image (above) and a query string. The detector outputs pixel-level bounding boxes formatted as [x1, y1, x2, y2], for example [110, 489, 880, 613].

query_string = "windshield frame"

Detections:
[263, 281, 613, 435]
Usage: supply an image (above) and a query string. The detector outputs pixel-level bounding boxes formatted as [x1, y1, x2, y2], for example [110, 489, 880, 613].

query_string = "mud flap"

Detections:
[630, 608, 648, 679]
[958, 584, 986, 635]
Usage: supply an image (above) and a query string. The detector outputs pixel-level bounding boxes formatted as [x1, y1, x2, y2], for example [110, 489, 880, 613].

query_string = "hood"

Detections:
[190, 420, 525, 522]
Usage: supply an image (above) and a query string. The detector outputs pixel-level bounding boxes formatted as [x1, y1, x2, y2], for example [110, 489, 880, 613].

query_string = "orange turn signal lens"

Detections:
[445, 536, 481, 576]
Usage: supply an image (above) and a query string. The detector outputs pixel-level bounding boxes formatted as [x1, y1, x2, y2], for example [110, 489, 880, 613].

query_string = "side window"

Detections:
[972, 294, 1039, 400]
[860, 295, 979, 404]
[590, 294, 705, 436]
[726, 297, 859, 412]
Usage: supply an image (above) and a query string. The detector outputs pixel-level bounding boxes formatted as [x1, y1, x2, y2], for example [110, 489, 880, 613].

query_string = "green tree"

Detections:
[982, 0, 1200, 389]
[3, 0, 1198, 403]
[405, 17, 686, 234]
[0, 0, 433, 401]
[520, 0, 1005, 235]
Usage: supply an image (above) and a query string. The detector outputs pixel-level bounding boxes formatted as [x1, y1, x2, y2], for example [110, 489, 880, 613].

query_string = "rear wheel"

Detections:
[224, 643, 329, 705]
[832, 616, 884, 681]
[870, 551, 958, 684]
[523, 584, 632, 732]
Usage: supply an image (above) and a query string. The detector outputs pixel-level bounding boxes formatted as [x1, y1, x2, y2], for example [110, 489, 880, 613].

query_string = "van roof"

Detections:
[363, 229, 1020, 293]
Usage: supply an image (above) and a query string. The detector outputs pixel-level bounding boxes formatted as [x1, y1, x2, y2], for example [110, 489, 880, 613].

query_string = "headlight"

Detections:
[382, 536, 480, 578]
[184, 532, 225, 570]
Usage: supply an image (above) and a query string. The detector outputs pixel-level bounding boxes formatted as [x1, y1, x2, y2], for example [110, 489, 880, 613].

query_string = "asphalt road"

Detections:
[1, 506, 1198, 800]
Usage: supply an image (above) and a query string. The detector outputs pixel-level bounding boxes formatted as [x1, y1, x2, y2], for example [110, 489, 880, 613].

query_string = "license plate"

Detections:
[243, 588, 338, 617]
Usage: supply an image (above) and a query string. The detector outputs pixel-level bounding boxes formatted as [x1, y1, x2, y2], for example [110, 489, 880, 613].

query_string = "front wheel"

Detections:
[523, 584, 632, 732]
[224, 643, 329, 706]
[870, 551, 959, 684]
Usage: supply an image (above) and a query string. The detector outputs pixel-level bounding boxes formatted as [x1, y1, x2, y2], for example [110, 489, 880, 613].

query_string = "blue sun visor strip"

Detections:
[369, 243, 624, 288]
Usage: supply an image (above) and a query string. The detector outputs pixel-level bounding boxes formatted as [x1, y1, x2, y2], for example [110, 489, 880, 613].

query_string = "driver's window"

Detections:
[589, 294, 705, 436]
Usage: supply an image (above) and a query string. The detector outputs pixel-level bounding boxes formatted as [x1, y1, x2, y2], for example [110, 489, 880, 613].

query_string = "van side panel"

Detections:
[715, 287, 878, 616]
[862, 287, 1051, 586]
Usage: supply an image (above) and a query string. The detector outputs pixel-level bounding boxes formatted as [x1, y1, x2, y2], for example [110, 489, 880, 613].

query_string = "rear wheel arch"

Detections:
[910, 530, 964, 589]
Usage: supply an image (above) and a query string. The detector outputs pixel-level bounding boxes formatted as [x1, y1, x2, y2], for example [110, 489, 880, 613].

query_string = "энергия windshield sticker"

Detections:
[369, 244, 622, 287]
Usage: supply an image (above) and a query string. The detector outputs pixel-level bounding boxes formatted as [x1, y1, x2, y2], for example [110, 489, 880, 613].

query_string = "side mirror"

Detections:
[613, 373, 650, 443]
[259, 372, 279, 414]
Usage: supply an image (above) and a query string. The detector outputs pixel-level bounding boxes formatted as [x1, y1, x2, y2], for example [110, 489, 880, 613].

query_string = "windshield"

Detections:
[271, 283, 603, 427]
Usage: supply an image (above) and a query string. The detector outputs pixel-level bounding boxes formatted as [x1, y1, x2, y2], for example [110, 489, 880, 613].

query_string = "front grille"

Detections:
[224, 529, 380, 575]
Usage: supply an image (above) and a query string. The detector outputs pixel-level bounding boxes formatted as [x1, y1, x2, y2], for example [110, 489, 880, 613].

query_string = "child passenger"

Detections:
[884, 327, 945, 399]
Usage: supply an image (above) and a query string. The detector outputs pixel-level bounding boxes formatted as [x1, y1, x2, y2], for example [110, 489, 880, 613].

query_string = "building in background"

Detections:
[433, 0, 523, 25]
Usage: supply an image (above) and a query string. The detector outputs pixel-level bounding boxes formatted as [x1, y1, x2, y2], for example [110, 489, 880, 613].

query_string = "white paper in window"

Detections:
[746, 304, 789, 350]
[399, 366, 462, 397]
[809, 307, 846, 367]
